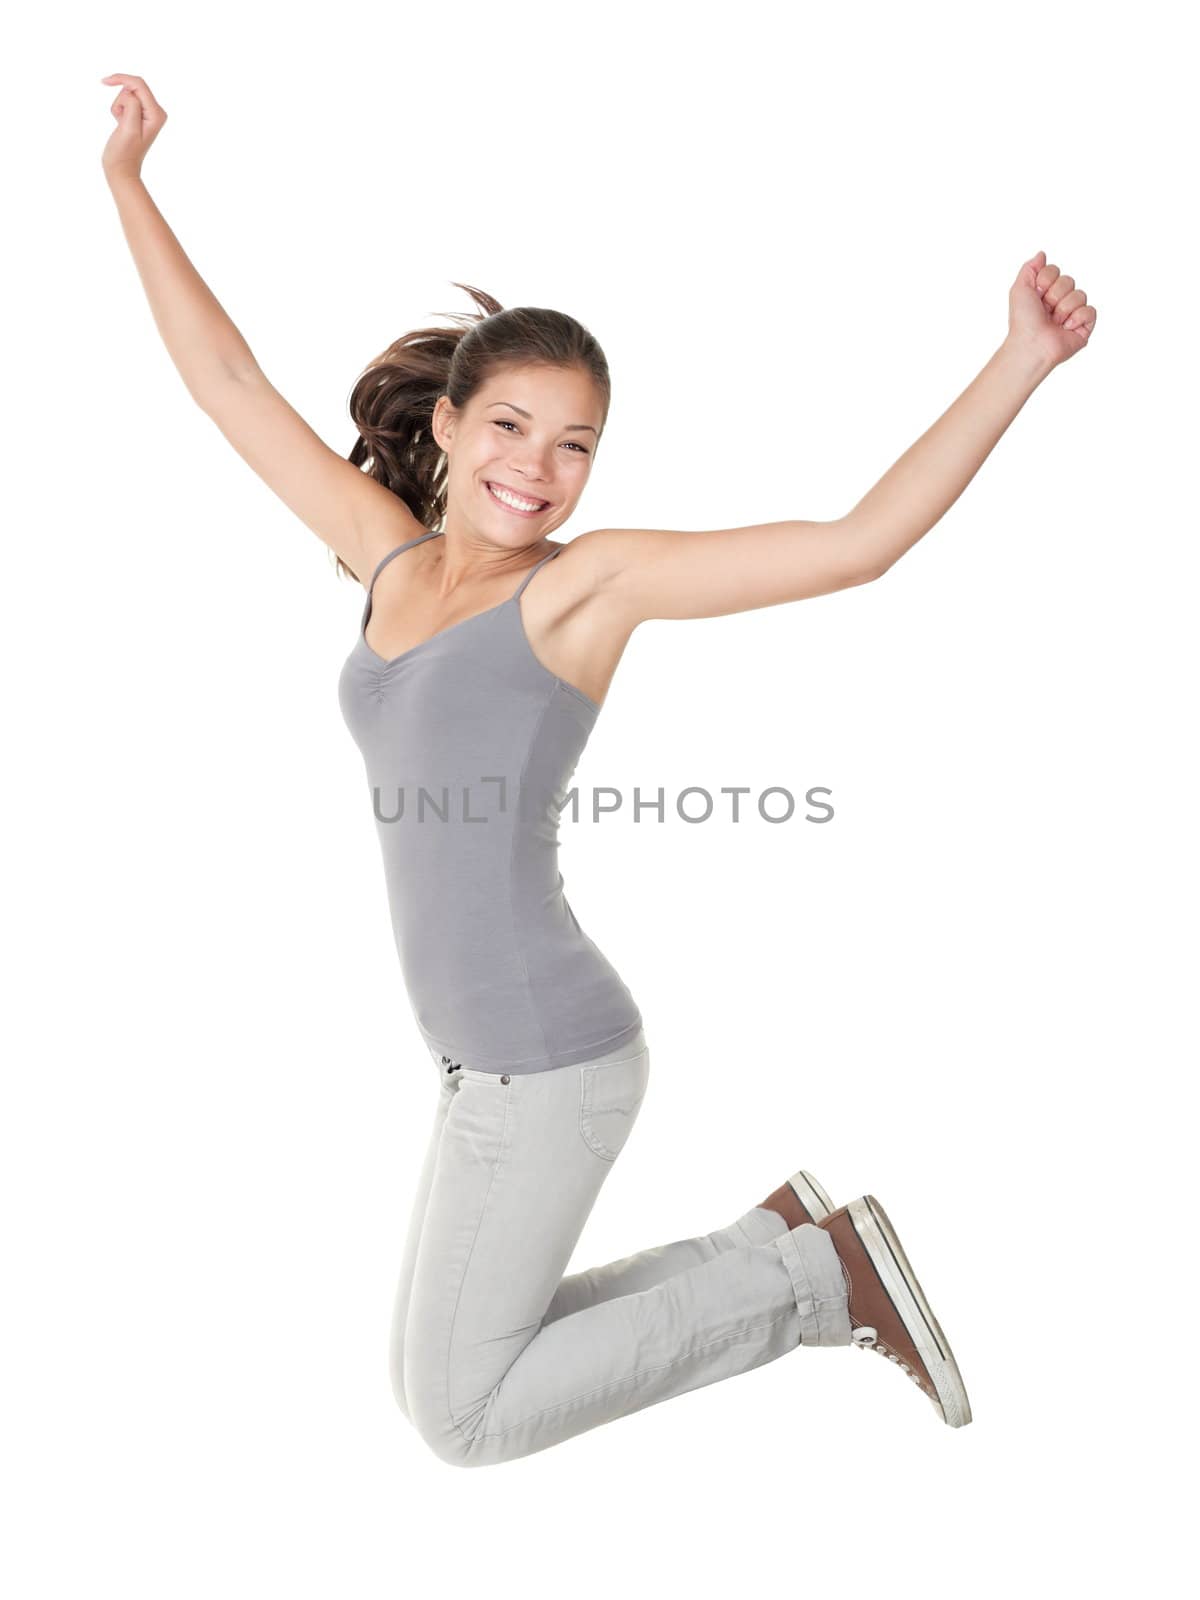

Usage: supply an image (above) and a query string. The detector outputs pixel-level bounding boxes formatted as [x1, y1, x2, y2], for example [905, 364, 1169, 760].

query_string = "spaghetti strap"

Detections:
[367, 529, 443, 596]
[512, 546, 563, 601]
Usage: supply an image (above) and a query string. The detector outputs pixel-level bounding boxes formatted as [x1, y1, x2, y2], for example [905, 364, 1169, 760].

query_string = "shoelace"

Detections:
[851, 1325, 930, 1393]
[839, 1257, 931, 1397]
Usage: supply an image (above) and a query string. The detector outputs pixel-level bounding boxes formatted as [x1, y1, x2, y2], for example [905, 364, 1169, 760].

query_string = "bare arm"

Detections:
[106, 168, 259, 394]
[837, 338, 1054, 577]
[102, 75, 420, 585]
[597, 251, 1096, 626]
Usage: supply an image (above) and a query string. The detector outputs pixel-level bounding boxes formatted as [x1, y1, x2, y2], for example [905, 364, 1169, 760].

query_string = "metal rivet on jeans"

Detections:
[500, 1074, 511, 1084]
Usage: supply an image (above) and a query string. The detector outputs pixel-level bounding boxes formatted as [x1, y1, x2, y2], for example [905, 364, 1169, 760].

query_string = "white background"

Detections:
[4, 1, 1194, 1594]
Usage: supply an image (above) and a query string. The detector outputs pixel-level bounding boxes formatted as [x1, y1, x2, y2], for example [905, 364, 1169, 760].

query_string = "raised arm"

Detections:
[598, 252, 1097, 626]
[101, 74, 420, 586]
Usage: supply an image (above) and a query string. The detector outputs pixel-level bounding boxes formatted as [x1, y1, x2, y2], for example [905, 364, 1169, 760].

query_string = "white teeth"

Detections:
[488, 482, 546, 512]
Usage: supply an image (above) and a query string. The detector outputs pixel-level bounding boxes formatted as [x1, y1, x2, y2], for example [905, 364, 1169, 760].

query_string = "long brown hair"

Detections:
[339, 284, 612, 582]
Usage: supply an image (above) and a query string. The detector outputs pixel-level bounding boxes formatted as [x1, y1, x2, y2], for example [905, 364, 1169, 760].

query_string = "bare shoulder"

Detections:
[548, 526, 630, 590]
[353, 499, 435, 588]
[521, 529, 642, 710]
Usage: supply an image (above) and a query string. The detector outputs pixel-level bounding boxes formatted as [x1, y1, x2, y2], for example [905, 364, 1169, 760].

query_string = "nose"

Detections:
[504, 443, 555, 480]
[510, 460, 550, 487]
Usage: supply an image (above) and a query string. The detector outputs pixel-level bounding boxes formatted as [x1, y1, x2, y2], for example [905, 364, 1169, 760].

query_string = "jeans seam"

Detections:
[775, 1228, 822, 1342]
[470, 1308, 795, 1443]
[445, 1083, 515, 1446]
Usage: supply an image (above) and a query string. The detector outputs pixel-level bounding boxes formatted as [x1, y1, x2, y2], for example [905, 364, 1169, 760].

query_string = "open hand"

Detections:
[100, 74, 167, 181]
[1007, 251, 1097, 371]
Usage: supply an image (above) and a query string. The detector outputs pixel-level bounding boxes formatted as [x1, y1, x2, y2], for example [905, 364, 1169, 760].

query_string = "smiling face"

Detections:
[432, 363, 605, 546]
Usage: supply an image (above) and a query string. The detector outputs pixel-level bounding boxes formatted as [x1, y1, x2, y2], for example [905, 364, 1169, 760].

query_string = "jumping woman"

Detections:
[102, 72, 1097, 1465]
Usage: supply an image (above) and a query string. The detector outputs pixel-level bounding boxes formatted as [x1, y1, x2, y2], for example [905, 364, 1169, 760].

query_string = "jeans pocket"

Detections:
[578, 1047, 650, 1162]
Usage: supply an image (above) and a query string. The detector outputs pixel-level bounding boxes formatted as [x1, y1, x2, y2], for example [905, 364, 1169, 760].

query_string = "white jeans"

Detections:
[391, 1027, 851, 1466]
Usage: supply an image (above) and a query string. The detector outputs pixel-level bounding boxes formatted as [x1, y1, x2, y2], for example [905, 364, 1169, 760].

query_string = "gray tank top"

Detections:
[337, 529, 644, 1074]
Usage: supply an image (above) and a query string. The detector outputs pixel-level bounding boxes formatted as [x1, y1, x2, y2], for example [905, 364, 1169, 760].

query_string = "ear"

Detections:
[431, 393, 455, 453]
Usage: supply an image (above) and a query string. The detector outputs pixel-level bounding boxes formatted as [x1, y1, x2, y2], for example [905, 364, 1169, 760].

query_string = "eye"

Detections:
[492, 419, 589, 454]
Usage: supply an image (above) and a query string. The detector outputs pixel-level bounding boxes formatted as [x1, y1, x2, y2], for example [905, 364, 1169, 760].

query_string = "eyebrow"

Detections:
[487, 401, 598, 437]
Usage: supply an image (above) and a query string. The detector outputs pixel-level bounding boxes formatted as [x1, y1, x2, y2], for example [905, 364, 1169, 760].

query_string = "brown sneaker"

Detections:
[820, 1195, 972, 1428]
[759, 1169, 837, 1227]
[787, 1169, 835, 1223]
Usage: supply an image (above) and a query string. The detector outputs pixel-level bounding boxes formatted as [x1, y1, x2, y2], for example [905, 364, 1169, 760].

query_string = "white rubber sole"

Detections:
[849, 1194, 972, 1428]
[787, 1169, 835, 1222]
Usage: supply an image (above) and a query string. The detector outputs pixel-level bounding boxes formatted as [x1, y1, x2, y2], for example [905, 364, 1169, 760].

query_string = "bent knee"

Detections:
[404, 1382, 499, 1467]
